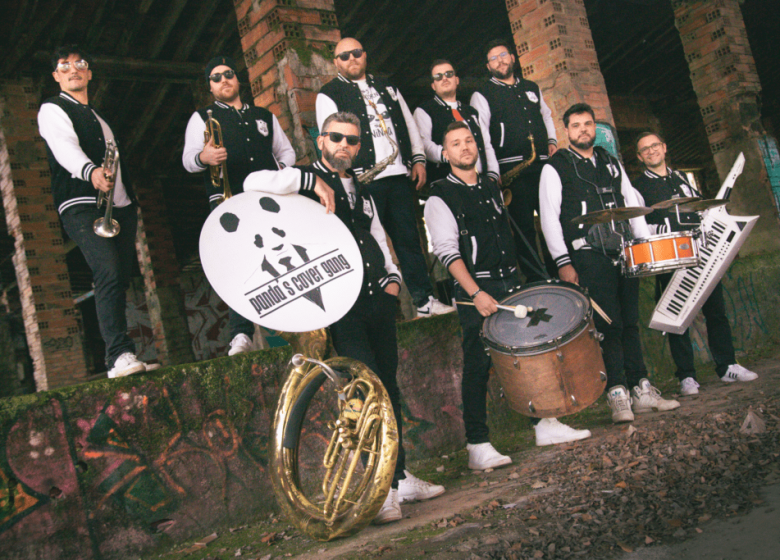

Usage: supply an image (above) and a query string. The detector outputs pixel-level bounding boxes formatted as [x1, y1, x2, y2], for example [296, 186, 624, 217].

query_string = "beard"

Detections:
[323, 147, 353, 172]
[571, 135, 595, 151]
[342, 64, 365, 81]
[450, 155, 477, 171]
[488, 65, 513, 81]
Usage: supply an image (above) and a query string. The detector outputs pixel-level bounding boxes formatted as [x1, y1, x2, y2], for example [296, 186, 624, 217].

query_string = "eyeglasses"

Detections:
[56, 59, 89, 72]
[209, 70, 236, 83]
[638, 142, 663, 155]
[432, 70, 456, 82]
[335, 48, 364, 62]
[488, 51, 511, 63]
[321, 131, 360, 146]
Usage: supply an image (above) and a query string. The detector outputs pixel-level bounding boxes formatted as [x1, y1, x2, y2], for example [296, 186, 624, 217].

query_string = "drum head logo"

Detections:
[199, 192, 363, 332]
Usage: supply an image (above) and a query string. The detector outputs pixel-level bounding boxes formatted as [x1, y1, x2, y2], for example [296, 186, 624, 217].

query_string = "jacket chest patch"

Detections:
[362, 198, 373, 218]
[525, 91, 539, 103]
[606, 163, 619, 178]
[257, 120, 269, 136]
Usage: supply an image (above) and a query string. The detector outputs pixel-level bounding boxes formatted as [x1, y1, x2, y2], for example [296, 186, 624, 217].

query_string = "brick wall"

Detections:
[0, 78, 87, 390]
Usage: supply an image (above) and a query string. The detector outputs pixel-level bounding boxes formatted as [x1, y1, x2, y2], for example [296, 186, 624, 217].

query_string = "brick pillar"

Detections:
[0, 78, 87, 391]
[673, 0, 780, 254]
[235, 0, 341, 164]
[507, 0, 614, 145]
[134, 181, 194, 366]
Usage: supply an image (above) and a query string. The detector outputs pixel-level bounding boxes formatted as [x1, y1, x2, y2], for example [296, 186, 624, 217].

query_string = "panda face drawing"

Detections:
[218, 196, 324, 311]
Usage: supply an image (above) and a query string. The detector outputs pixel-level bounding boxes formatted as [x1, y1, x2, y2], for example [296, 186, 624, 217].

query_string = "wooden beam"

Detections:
[147, 0, 191, 59]
[2, 0, 69, 75]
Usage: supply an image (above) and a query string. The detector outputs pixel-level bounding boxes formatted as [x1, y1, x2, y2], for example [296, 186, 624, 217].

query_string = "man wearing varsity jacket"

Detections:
[38, 45, 151, 379]
[182, 55, 296, 356]
[316, 37, 455, 319]
[413, 59, 499, 186]
[244, 112, 445, 525]
[471, 39, 558, 283]
[633, 131, 758, 394]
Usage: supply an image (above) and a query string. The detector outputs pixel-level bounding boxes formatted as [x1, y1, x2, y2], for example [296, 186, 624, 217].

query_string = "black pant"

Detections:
[366, 174, 433, 308]
[502, 164, 557, 283]
[60, 204, 138, 369]
[571, 249, 647, 390]
[655, 274, 735, 379]
[455, 275, 521, 444]
[329, 290, 405, 487]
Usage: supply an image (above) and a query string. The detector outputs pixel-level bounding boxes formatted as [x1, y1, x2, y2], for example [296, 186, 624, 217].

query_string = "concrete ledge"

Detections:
[1, 252, 778, 559]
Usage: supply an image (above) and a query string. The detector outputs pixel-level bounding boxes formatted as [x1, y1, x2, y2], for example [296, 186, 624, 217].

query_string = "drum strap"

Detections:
[447, 187, 479, 280]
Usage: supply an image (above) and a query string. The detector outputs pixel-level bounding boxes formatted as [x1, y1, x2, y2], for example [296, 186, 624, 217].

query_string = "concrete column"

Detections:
[673, 0, 780, 254]
[234, 0, 340, 163]
[0, 78, 87, 391]
[508, 0, 614, 144]
[134, 181, 194, 366]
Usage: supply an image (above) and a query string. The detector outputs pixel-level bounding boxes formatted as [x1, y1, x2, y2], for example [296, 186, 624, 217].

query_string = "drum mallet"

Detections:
[456, 301, 533, 319]
[590, 298, 612, 325]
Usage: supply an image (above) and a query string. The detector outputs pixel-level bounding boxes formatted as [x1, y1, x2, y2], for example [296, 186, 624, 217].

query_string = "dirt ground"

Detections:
[150, 353, 780, 560]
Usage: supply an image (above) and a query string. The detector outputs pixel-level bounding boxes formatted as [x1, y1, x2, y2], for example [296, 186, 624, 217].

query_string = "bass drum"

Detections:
[480, 280, 607, 418]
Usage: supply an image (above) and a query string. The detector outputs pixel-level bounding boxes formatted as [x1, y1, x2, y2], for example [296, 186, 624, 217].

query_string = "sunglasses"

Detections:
[432, 70, 456, 82]
[335, 48, 364, 62]
[56, 59, 89, 72]
[209, 70, 236, 83]
[321, 131, 360, 146]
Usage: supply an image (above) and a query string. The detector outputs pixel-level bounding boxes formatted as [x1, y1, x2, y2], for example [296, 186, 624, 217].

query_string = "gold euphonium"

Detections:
[93, 139, 120, 238]
[500, 133, 536, 207]
[204, 109, 232, 202]
[270, 332, 398, 541]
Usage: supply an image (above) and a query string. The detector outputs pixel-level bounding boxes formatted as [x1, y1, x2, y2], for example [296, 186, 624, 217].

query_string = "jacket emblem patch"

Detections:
[386, 87, 398, 102]
[606, 163, 620, 178]
[525, 91, 539, 103]
[362, 198, 373, 218]
[257, 120, 269, 136]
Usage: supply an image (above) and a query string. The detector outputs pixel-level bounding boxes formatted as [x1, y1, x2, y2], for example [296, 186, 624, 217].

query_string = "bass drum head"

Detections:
[482, 281, 590, 355]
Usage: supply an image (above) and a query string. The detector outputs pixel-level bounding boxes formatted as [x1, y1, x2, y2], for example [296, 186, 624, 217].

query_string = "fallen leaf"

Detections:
[617, 541, 633, 553]
[645, 536, 654, 544]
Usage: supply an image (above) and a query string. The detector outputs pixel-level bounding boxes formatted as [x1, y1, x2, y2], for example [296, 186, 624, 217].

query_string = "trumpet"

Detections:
[93, 139, 120, 238]
[204, 109, 232, 202]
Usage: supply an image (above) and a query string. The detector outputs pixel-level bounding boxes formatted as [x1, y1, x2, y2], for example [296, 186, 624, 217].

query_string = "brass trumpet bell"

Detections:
[270, 354, 398, 541]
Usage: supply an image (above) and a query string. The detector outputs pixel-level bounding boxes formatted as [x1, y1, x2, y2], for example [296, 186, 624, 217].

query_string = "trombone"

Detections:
[204, 109, 232, 202]
[93, 139, 120, 238]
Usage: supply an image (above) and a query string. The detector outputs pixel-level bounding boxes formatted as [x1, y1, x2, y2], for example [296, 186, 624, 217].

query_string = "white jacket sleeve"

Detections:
[539, 164, 570, 268]
[182, 111, 208, 173]
[271, 114, 296, 168]
[620, 164, 651, 239]
[367, 196, 401, 285]
[38, 103, 96, 181]
[243, 167, 317, 194]
[413, 106, 444, 163]
[396, 89, 426, 166]
[424, 196, 462, 268]
[316, 93, 339, 132]
[539, 90, 557, 145]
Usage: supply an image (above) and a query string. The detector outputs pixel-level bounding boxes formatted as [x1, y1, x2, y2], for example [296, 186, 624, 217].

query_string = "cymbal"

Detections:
[676, 199, 729, 212]
[571, 206, 653, 225]
[651, 196, 700, 210]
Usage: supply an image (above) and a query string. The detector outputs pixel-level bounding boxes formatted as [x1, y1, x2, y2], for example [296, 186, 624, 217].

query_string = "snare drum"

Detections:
[621, 230, 700, 278]
[480, 281, 607, 418]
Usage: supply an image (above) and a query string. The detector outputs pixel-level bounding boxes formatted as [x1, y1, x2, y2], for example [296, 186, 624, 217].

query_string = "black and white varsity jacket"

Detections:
[539, 147, 651, 269]
[471, 77, 557, 171]
[38, 92, 136, 215]
[633, 167, 701, 234]
[425, 173, 516, 281]
[182, 101, 296, 205]
[414, 94, 499, 184]
[316, 74, 426, 176]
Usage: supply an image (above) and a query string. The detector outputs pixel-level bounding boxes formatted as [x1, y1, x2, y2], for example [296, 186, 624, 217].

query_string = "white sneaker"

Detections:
[107, 353, 146, 379]
[373, 488, 402, 525]
[631, 378, 680, 413]
[534, 418, 591, 446]
[680, 377, 700, 396]
[397, 470, 445, 503]
[466, 442, 512, 470]
[722, 364, 758, 383]
[416, 296, 456, 317]
[607, 385, 634, 423]
[228, 333, 253, 356]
